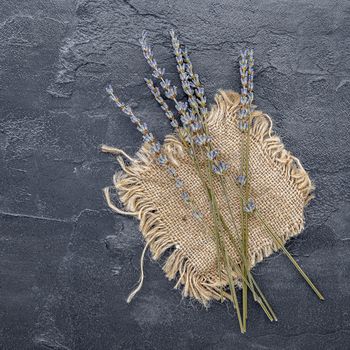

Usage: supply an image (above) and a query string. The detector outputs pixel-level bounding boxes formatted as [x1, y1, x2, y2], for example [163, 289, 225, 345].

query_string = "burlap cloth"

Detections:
[105, 90, 314, 305]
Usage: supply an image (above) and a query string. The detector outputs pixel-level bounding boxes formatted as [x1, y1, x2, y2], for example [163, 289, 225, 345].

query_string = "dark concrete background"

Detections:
[1, 0, 349, 349]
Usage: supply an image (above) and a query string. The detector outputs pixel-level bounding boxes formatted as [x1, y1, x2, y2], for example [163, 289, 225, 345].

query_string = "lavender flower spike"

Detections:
[140, 31, 178, 102]
[106, 84, 141, 125]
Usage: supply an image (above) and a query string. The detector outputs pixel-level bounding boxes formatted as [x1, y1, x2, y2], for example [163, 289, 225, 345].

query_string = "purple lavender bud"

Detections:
[241, 76, 248, 86]
[130, 115, 140, 124]
[192, 210, 203, 220]
[157, 154, 168, 165]
[170, 120, 179, 128]
[175, 101, 188, 113]
[185, 62, 193, 72]
[200, 107, 208, 116]
[123, 105, 133, 116]
[236, 175, 247, 186]
[167, 167, 176, 176]
[238, 120, 249, 132]
[152, 67, 165, 79]
[160, 79, 171, 90]
[150, 142, 161, 154]
[144, 78, 154, 89]
[240, 67, 247, 77]
[143, 133, 155, 143]
[137, 122, 148, 134]
[175, 179, 184, 188]
[193, 75, 200, 87]
[149, 59, 157, 68]
[179, 71, 188, 81]
[248, 92, 254, 104]
[188, 95, 196, 103]
[194, 134, 211, 146]
[165, 86, 177, 99]
[248, 81, 254, 92]
[238, 108, 248, 119]
[207, 149, 219, 160]
[190, 122, 202, 132]
[212, 161, 229, 175]
[165, 111, 174, 119]
[180, 113, 192, 126]
[184, 86, 195, 96]
[196, 87, 205, 96]
[244, 198, 255, 213]
[240, 95, 248, 105]
[175, 55, 183, 64]
[181, 192, 190, 202]
[240, 49, 248, 57]
[239, 57, 248, 68]
[160, 101, 169, 112]
[106, 84, 114, 95]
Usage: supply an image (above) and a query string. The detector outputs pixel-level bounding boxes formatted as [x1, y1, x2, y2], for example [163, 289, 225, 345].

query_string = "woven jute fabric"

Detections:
[105, 90, 314, 305]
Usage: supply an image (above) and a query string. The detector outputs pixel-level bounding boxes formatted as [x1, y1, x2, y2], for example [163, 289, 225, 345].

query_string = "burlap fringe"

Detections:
[103, 90, 314, 305]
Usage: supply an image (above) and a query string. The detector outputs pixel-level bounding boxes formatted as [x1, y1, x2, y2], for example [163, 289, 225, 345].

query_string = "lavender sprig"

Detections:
[140, 31, 195, 147]
[144, 78, 179, 129]
[106, 84, 204, 221]
[106, 84, 163, 164]
[140, 32, 179, 102]
[169, 31, 230, 176]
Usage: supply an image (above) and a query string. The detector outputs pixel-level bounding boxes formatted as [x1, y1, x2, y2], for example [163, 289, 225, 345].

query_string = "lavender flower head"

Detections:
[106, 85, 140, 124]
[144, 78, 180, 129]
[212, 161, 229, 175]
[237, 48, 255, 131]
[244, 198, 256, 213]
[207, 149, 219, 160]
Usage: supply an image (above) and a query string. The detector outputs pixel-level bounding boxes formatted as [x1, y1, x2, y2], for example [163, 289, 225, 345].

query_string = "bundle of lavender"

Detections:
[102, 31, 323, 333]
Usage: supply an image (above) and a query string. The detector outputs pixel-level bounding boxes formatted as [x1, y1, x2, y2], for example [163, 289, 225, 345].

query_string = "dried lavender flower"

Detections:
[175, 101, 188, 114]
[244, 198, 256, 213]
[236, 175, 247, 186]
[157, 154, 168, 165]
[207, 149, 219, 160]
[212, 161, 229, 175]
[143, 132, 155, 143]
[190, 122, 203, 133]
[192, 210, 203, 220]
[180, 112, 195, 126]
[137, 122, 149, 134]
[150, 142, 161, 154]
[238, 120, 249, 132]
[140, 32, 178, 102]
[170, 120, 179, 128]
[238, 49, 255, 133]
[167, 167, 177, 177]
[175, 179, 184, 188]
[144, 78, 180, 128]
[194, 134, 211, 146]
[181, 191, 190, 202]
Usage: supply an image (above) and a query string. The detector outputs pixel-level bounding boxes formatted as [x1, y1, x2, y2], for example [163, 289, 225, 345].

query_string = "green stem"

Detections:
[230, 179, 324, 301]
[218, 177, 277, 321]
[250, 274, 278, 321]
[255, 210, 325, 301]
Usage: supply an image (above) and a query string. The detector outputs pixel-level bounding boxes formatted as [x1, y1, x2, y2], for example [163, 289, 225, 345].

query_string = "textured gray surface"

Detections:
[1, 0, 350, 349]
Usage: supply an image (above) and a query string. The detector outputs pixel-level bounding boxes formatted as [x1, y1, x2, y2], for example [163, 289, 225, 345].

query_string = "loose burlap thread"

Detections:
[103, 90, 314, 305]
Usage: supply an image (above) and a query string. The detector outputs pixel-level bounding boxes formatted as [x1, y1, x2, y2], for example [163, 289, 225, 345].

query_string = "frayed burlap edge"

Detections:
[103, 90, 315, 305]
